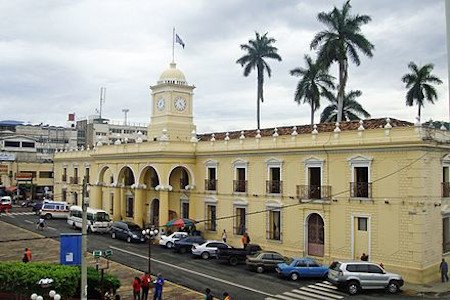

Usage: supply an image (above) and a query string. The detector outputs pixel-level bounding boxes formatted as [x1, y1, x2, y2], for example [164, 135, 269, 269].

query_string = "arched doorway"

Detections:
[150, 199, 160, 227]
[307, 213, 324, 257]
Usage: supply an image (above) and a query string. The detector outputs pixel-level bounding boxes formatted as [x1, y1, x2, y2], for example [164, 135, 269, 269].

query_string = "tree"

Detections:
[311, 0, 374, 123]
[320, 90, 370, 123]
[236, 32, 282, 129]
[290, 55, 335, 126]
[401, 61, 442, 122]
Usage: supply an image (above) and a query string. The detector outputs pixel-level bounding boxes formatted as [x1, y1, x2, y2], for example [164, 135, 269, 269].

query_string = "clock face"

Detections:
[174, 97, 187, 111]
[156, 98, 165, 111]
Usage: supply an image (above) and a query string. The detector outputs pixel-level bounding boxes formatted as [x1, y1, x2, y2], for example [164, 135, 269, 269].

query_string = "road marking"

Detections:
[47, 226, 57, 231]
[282, 291, 314, 300]
[316, 283, 338, 290]
[300, 286, 340, 299]
[25, 220, 33, 224]
[110, 245, 275, 297]
[310, 285, 345, 297]
[292, 289, 328, 300]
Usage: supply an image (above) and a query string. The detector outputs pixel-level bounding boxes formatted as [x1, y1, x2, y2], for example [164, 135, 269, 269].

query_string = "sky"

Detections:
[0, 0, 448, 133]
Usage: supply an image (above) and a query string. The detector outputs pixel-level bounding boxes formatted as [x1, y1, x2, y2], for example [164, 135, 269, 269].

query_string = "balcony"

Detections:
[69, 177, 79, 184]
[350, 182, 372, 198]
[297, 185, 331, 201]
[205, 179, 217, 191]
[61, 175, 67, 182]
[443, 182, 450, 198]
[233, 180, 247, 193]
[266, 180, 283, 194]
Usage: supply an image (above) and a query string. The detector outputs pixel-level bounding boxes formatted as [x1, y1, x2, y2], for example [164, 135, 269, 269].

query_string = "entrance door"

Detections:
[308, 167, 321, 199]
[150, 199, 160, 227]
[307, 213, 324, 257]
[353, 216, 369, 260]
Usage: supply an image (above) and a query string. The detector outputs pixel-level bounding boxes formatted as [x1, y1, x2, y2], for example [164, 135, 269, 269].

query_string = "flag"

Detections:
[175, 34, 185, 48]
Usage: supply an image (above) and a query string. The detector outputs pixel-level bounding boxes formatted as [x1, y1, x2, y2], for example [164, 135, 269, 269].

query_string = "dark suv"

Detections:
[110, 221, 146, 243]
[246, 251, 288, 273]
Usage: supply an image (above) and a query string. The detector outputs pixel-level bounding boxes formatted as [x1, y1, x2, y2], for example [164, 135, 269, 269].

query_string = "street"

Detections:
[1, 208, 416, 300]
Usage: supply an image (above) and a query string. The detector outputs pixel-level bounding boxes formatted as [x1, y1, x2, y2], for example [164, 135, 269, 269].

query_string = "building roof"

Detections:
[158, 62, 187, 84]
[197, 118, 413, 141]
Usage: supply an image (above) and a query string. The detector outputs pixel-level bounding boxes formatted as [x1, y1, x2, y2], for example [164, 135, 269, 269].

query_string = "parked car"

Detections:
[246, 251, 289, 273]
[217, 244, 262, 266]
[0, 196, 12, 211]
[276, 257, 329, 281]
[327, 261, 404, 295]
[191, 240, 231, 259]
[173, 236, 206, 253]
[110, 221, 146, 243]
[159, 231, 189, 249]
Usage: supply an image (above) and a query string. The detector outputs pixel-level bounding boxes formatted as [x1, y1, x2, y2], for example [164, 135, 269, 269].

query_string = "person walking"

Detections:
[140, 272, 152, 300]
[153, 273, 164, 300]
[132, 276, 141, 300]
[223, 292, 231, 300]
[36, 216, 46, 230]
[222, 229, 227, 243]
[241, 232, 250, 248]
[25, 248, 32, 262]
[440, 258, 449, 282]
[204, 288, 213, 300]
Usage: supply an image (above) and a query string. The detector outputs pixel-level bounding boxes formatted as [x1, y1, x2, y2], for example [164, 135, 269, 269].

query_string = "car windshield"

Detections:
[329, 261, 341, 271]
[286, 258, 294, 265]
[128, 224, 141, 231]
[95, 212, 110, 222]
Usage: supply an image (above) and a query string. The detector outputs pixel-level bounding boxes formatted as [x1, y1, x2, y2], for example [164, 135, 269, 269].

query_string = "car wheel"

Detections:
[201, 252, 210, 259]
[229, 257, 238, 266]
[387, 280, 400, 294]
[256, 266, 265, 273]
[290, 272, 299, 281]
[346, 281, 360, 295]
[45, 213, 52, 220]
[180, 247, 187, 254]
[111, 232, 116, 239]
[127, 236, 132, 243]
[166, 242, 173, 249]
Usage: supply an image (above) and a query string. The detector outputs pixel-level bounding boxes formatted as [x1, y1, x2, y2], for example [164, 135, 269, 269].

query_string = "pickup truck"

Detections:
[217, 244, 262, 266]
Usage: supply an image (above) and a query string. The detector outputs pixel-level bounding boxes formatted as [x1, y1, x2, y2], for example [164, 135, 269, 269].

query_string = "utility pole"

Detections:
[81, 176, 88, 300]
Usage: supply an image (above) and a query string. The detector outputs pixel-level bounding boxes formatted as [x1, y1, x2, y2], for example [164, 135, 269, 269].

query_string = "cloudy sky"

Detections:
[0, 0, 448, 133]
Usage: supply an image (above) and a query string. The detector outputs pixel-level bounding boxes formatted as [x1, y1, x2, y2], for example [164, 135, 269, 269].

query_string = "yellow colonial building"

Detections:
[54, 62, 450, 284]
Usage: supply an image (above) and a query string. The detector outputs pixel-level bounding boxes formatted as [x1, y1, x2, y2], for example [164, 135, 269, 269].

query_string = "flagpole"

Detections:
[172, 27, 175, 63]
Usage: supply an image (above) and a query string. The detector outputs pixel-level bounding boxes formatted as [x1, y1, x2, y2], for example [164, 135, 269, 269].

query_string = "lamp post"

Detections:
[142, 227, 159, 274]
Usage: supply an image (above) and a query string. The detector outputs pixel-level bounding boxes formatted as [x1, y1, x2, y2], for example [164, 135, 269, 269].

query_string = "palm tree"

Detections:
[310, 0, 374, 123]
[320, 90, 370, 123]
[290, 55, 335, 126]
[401, 61, 442, 122]
[236, 32, 282, 129]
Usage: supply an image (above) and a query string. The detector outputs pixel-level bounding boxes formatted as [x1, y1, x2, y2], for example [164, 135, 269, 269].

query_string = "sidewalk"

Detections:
[0, 220, 203, 300]
[403, 281, 450, 299]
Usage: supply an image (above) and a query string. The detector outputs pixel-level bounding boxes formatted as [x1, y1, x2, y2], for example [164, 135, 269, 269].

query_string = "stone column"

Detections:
[159, 190, 169, 228]
[113, 187, 121, 220]
[89, 185, 102, 209]
[188, 195, 196, 220]
[134, 188, 144, 227]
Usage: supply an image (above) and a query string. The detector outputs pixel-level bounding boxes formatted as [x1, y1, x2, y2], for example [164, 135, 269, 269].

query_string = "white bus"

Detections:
[67, 206, 111, 233]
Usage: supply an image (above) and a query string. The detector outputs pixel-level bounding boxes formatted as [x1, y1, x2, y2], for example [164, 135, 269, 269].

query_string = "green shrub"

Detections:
[0, 262, 120, 298]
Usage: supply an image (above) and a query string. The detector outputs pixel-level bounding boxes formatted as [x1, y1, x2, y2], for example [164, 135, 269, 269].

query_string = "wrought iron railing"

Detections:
[442, 182, 450, 198]
[350, 182, 372, 198]
[205, 179, 217, 191]
[233, 180, 247, 193]
[266, 180, 283, 194]
[296, 185, 331, 200]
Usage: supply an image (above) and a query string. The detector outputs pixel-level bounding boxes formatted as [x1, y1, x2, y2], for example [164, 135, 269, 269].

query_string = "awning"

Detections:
[5, 186, 17, 192]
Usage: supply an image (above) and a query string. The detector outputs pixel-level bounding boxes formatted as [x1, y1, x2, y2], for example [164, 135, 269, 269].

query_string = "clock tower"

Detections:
[148, 62, 196, 141]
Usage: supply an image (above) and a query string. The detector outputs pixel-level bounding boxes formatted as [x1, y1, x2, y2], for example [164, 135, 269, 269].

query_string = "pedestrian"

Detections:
[141, 272, 152, 300]
[241, 232, 250, 248]
[223, 292, 231, 300]
[222, 229, 227, 243]
[204, 288, 213, 300]
[440, 258, 449, 282]
[360, 252, 369, 261]
[36, 216, 46, 230]
[22, 252, 29, 263]
[132, 276, 141, 300]
[25, 248, 32, 262]
[153, 273, 164, 300]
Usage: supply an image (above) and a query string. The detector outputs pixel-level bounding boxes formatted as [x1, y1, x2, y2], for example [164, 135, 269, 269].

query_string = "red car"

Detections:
[0, 196, 12, 211]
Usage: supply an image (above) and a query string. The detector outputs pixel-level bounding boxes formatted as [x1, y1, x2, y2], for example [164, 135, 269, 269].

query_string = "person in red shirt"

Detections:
[140, 272, 152, 300]
[25, 248, 32, 262]
[132, 276, 141, 300]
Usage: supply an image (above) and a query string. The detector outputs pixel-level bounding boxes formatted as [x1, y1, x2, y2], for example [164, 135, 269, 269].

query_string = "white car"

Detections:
[159, 232, 189, 248]
[191, 240, 231, 259]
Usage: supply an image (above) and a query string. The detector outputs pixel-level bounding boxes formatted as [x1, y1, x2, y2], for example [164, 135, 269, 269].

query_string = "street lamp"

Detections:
[142, 227, 159, 274]
[31, 278, 60, 300]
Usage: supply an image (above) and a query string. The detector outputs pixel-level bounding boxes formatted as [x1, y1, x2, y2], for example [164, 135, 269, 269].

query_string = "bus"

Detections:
[67, 206, 111, 233]
[40, 200, 70, 219]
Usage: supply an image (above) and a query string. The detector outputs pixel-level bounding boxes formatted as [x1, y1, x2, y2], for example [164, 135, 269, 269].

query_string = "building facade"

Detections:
[54, 62, 450, 284]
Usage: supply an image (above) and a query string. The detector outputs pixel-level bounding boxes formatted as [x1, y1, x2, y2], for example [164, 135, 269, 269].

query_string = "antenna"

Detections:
[99, 87, 106, 118]
[122, 108, 129, 125]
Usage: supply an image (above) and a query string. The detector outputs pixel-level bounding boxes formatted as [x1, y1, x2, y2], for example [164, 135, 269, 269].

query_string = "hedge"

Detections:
[0, 262, 120, 298]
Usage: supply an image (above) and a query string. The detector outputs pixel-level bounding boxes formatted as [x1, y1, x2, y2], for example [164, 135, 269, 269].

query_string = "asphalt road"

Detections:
[2, 208, 417, 300]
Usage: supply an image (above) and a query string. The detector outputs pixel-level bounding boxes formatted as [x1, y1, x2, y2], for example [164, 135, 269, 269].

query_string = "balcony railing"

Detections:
[205, 179, 217, 191]
[69, 177, 79, 184]
[443, 182, 450, 198]
[266, 180, 283, 194]
[297, 185, 331, 200]
[62, 175, 67, 182]
[180, 178, 189, 190]
[350, 182, 372, 198]
[233, 180, 247, 193]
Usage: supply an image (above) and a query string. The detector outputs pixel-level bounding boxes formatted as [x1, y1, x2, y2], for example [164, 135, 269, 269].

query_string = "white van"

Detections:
[40, 201, 70, 219]
[67, 206, 111, 233]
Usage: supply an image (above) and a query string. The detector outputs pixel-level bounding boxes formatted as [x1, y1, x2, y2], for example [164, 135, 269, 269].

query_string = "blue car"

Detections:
[276, 257, 329, 281]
